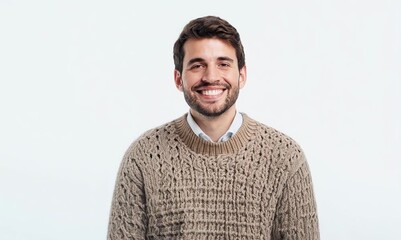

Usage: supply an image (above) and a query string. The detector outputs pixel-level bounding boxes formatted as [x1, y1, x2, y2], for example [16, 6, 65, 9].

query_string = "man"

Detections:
[108, 16, 319, 239]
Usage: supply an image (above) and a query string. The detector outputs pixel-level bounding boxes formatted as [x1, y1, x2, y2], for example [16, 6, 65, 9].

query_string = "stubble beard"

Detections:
[183, 85, 239, 118]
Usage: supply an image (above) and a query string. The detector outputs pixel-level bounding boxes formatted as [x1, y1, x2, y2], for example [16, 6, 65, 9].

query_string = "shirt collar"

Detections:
[186, 111, 243, 143]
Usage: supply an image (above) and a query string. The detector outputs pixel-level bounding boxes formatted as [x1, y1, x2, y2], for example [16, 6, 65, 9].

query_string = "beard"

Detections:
[183, 82, 239, 117]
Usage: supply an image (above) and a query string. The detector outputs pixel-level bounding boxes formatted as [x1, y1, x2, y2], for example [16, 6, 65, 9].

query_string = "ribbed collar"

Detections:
[186, 111, 243, 143]
[174, 113, 259, 155]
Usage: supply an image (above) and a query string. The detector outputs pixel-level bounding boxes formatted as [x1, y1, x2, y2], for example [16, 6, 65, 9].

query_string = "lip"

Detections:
[195, 88, 226, 102]
[195, 85, 226, 91]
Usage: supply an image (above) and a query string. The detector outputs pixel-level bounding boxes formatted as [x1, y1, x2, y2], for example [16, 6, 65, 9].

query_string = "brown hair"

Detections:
[173, 16, 245, 73]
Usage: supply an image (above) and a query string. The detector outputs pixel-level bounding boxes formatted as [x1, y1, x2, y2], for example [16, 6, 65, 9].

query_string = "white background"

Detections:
[1, 0, 400, 239]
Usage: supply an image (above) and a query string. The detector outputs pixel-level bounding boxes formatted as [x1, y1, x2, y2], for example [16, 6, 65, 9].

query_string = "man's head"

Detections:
[173, 16, 245, 74]
[173, 16, 247, 118]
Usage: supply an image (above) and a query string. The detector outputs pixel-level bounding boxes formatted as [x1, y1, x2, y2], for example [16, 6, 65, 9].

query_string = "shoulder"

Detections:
[123, 116, 184, 160]
[244, 114, 306, 175]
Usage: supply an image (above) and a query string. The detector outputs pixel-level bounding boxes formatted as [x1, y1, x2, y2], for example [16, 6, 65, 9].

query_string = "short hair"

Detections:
[173, 16, 245, 73]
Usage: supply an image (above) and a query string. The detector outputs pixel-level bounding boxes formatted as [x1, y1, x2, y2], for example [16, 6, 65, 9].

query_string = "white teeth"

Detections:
[201, 89, 223, 96]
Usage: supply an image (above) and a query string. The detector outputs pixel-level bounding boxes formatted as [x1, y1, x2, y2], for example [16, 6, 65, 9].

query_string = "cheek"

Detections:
[226, 73, 240, 84]
[182, 73, 200, 86]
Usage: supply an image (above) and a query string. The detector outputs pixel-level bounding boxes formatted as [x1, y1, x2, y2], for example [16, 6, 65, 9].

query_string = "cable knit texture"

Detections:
[108, 114, 319, 239]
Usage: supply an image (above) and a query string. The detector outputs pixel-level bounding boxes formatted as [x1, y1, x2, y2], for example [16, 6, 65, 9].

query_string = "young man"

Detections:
[108, 16, 319, 239]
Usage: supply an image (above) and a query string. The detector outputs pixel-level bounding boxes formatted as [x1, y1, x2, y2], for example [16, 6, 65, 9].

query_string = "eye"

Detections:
[218, 62, 231, 68]
[190, 64, 205, 70]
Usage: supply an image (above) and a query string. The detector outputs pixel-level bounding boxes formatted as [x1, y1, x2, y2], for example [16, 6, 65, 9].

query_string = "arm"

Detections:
[107, 154, 147, 240]
[272, 160, 320, 240]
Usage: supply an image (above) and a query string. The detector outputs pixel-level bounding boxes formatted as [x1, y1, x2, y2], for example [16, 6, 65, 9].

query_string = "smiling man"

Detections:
[108, 16, 320, 239]
[175, 37, 246, 142]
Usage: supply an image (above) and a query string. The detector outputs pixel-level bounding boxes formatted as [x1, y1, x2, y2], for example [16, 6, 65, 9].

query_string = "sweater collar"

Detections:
[174, 113, 258, 155]
[186, 111, 243, 143]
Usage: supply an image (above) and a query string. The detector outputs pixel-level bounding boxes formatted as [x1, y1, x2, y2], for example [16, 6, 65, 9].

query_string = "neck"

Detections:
[190, 106, 237, 142]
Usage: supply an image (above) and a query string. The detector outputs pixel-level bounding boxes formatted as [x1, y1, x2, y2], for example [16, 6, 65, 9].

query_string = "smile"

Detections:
[201, 89, 224, 96]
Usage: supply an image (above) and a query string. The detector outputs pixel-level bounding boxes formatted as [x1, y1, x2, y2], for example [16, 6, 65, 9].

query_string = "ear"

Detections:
[239, 65, 247, 89]
[174, 69, 183, 92]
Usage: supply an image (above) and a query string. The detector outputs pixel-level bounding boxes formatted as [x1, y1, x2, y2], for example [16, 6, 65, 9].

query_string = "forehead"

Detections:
[183, 38, 237, 63]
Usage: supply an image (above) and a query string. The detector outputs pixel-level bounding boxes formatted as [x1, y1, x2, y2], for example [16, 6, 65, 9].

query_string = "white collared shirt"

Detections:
[186, 111, 243, 143]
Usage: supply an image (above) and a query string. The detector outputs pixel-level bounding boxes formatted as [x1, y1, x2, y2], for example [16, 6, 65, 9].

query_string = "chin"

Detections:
[195, 104, 234, 118]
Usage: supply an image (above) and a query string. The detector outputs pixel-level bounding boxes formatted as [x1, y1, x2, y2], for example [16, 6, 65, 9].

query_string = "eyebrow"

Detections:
[186, 56, 235, 66]
[217, 56, 234, 63]
[187, 58, 205, 66]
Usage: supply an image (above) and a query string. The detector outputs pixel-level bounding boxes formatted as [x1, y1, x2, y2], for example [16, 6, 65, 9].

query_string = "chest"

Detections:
[141, 153, 285, 238]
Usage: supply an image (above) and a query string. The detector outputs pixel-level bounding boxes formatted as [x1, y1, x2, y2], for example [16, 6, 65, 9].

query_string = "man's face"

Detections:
[174, 38, 246, 118]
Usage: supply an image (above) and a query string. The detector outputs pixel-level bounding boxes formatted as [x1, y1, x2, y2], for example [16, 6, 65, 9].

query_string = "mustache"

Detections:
[192, 82, 231, 91]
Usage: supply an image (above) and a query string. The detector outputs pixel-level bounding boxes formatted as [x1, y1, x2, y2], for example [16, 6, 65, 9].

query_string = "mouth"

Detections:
[198, 89, 225, 96]
[193, 88, 226, 102]
[194, 83, 229, 95]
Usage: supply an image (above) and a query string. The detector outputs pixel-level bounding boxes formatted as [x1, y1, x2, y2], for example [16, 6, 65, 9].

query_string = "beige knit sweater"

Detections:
[108, 114, 319, 239]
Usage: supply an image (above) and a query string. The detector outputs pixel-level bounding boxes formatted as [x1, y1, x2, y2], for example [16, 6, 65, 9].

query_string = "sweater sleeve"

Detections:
[107, 154, 147, 240]
[271, 160, 320, 240]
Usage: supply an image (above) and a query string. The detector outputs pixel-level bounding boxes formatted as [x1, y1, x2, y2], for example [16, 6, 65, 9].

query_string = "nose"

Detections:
[202, 66, 219, 82]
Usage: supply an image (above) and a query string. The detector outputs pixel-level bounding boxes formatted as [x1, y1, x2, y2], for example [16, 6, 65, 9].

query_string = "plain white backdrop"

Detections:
[1, 0, 400, 239]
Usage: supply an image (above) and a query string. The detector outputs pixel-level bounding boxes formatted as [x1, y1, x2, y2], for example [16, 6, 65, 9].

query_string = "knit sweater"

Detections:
[108, 114, 319, 239]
